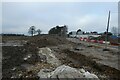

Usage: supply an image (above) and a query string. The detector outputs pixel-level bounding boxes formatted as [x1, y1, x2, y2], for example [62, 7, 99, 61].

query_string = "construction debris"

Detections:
[38, 47, 61, 66]
[37, 65, 99, 79]
[83, 71, 99, 78]
[2, 36, 120, 79]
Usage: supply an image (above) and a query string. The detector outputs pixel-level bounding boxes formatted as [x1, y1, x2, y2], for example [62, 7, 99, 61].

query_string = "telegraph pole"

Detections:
[104, 11, 110, 50]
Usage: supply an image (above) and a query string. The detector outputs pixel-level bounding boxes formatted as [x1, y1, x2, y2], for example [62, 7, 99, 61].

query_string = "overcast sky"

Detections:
[2, 2, 118, 34]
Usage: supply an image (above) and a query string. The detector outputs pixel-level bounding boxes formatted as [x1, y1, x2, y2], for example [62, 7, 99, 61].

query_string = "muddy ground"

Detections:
[50, 44, 120, 79]
[2, 35, 120, 79]
[2, 35, 72, 79]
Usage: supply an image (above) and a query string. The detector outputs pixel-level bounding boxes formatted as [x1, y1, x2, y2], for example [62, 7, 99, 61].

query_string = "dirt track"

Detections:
[67, 38, 119, 71]
[50, 44, 120, 79]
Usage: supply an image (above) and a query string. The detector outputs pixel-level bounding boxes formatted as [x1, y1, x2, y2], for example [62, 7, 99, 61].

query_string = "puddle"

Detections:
[1, 40, 27, 46]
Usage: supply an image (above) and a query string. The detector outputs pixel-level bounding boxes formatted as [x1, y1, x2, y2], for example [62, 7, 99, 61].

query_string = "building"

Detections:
[69, 30, 100, 38]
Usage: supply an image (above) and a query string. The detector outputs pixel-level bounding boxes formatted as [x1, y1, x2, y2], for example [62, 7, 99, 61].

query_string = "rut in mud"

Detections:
[59, 49, 120, 79]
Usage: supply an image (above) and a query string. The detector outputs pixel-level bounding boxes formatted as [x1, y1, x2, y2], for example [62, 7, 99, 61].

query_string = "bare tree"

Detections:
[111, 27, 118, 36]
[76, 29, 81, 35]
[37, 29, 42, 35]
[28, 26, 36, 36]
[48, 25, 68, 37]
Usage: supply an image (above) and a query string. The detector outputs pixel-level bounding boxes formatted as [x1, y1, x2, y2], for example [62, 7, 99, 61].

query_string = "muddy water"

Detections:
[0, 43, 2, 46]
[1, 42, 23, 46]
[1, 40, 27, 46]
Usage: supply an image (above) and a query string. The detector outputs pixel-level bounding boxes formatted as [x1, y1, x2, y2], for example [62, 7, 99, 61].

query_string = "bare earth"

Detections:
[2, 36, 120, 79]
[67, 38, 119, 71]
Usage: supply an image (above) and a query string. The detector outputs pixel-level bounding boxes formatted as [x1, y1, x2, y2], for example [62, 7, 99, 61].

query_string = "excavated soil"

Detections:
[2, 35, 120, 79]
[2, 35, 72, 79]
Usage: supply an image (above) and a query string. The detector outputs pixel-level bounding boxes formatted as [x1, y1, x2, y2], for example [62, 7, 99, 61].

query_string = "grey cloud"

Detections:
[2, 2, 118, 34]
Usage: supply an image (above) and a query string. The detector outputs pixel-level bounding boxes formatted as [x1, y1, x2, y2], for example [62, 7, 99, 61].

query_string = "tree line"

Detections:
[1, 26, 118, 37]
[28, 25, 68, 37]
[1, 33, 24, 36]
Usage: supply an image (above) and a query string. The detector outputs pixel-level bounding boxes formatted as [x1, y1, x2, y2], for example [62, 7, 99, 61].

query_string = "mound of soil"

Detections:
[26, 35, 71, 48]
[2, 35, 70, 78]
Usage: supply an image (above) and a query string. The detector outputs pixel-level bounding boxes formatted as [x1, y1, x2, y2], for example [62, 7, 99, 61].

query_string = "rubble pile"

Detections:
[38, 47, 61, 66]
[37, 65, 99, 79]
[37, 48, 99, 79]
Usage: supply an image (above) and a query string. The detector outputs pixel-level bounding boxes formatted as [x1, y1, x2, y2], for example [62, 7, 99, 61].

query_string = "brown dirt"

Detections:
[61, 49, 120, 79]
[2, 35, 71, 79]
[2, 35, 120, 79]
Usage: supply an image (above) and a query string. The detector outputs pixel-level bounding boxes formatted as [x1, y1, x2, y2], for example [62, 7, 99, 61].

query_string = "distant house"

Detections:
[69, 29, 100, 38]
[69, 29, 85, 38]
[90, 31, 98, 35]
[69, 31, 76, 38]
[76, 29, 84, 35]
